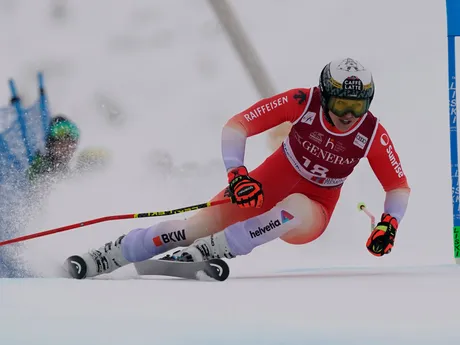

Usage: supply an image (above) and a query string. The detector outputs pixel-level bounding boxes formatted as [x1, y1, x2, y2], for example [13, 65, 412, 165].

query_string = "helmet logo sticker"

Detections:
[337, 58, 365, 72]
[343, 76, 364, 94]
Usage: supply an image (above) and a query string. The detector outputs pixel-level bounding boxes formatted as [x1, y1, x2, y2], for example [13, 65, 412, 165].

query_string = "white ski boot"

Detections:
[65, 235, 131, 279]
[165, 231, 235, 262]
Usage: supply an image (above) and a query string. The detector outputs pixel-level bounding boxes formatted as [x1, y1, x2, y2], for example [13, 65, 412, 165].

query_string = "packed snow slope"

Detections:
[0, 1, 457, 344]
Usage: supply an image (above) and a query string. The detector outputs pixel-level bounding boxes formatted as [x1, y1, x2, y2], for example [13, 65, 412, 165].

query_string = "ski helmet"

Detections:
[47, 115, 80, 144]
[319, 58, 375, 124]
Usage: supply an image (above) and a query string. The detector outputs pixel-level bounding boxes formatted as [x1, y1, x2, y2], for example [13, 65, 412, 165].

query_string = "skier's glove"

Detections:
[227, 166, 264, 208]
[366, 213, 398, 256]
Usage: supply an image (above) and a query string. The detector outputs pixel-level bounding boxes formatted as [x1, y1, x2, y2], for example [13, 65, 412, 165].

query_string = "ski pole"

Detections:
[357, 202, 376, 230]
[0, 198, 232, 247]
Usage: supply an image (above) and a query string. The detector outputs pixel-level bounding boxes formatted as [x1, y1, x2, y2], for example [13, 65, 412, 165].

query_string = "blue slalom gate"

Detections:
[0, 72, 51, 277]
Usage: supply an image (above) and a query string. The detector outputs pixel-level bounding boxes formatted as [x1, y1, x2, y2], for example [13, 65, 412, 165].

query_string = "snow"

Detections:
[2, 265, 460, 344]
[0, 0, 457, 344]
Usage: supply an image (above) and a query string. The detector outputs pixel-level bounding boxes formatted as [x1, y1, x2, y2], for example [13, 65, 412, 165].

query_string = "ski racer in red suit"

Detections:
[65, 57, 410, 279]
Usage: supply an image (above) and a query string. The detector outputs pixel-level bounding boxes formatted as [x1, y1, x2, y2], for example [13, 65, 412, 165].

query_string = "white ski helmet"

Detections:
[319, 58, 375, 123]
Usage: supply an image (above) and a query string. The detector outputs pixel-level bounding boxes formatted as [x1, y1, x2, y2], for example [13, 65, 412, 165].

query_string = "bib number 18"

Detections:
[302, 156, 328, 177]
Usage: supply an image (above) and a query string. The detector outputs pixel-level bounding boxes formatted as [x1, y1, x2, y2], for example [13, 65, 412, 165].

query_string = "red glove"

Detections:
[227, 166, 264, 208]
[366, 213, 398, 257]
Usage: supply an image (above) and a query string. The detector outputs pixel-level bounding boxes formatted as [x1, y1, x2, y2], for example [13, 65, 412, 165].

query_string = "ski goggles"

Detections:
[327, 97, 369, 118]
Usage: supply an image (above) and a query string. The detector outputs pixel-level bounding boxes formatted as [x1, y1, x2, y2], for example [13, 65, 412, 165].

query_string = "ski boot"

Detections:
[64, 235, 130, 279]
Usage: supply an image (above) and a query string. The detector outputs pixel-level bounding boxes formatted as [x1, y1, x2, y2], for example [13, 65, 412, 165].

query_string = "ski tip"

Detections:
[198, 258, 230, 282]
[64, 255, 88, 280]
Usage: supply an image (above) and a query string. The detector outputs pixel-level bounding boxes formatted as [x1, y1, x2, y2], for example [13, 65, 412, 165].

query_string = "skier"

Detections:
[28, 115, 80, 182]
[65, 57, 410, 279]
[28, 115, 111, 184]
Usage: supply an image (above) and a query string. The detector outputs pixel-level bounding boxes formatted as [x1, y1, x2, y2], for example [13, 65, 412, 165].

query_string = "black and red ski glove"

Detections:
[227, 166, 264, 209]
[366, 213, 399, 257]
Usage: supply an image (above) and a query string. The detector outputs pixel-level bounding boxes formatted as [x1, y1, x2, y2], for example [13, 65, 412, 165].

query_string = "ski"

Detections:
[134, 258, 230, 282]
[63, 254, 230, 281]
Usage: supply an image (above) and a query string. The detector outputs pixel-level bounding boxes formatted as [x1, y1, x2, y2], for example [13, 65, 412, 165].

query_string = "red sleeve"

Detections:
[226, 88, 311, 137]
[367, 123, 410, 192]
